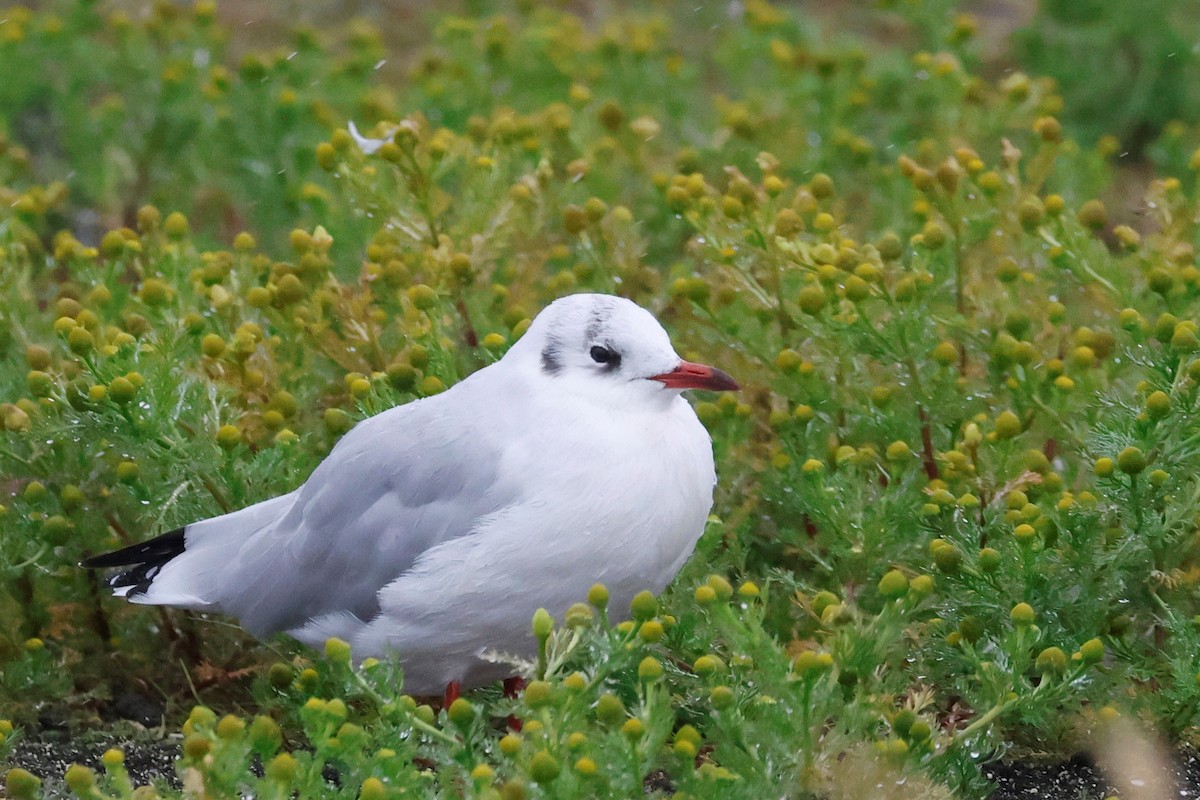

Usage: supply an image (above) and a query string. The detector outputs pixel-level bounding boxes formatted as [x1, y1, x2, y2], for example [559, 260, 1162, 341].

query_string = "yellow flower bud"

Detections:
[448, 698, 474, 726]
[265, 752, 298, 783]
[630, 590, 657, 620]
[1010, 602, 1035, 626]
[6, 767, 42, 799]
[164, 211, 190, 239]
[638, 620, 664, 642]
[217, 424, 242, 450]
[325, 637, 351, 663]
[595, 693, 625, 725]
[621, 717, 646, 739]
[994, 410, 1021, 439]
[638, 656, 664, 681]
[407, 284, 438, 310]
[64, 765, 96, 793]
[587, 583, 609, 609]
[878, 569, 908, 599]
[1117, 446, 1147, 474]
[531, 608, 554, 639]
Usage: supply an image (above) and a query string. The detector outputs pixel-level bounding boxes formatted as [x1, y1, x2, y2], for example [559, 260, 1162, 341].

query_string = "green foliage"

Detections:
[1015, 0, 1200, 151]
[0, 0, 381, 250]
[6, 0, 1200, 797]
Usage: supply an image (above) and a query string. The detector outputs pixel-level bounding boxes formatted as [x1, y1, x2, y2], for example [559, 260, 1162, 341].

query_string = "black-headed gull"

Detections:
[84, 293, 738, 695]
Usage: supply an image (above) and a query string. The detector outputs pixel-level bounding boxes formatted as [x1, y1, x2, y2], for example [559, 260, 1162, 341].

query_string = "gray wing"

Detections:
[217, 394, 521, 636]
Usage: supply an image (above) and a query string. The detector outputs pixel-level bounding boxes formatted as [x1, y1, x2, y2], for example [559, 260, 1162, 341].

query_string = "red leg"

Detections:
[442, 680, 461, 709]
[503, 676, 526, 731]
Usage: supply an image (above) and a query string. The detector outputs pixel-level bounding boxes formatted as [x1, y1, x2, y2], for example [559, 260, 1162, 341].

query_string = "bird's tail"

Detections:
[83, 492, 296, 611]
[82, 528, 188, 599]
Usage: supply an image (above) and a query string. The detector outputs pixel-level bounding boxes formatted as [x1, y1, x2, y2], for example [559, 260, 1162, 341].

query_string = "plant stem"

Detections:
[454, 295, 479, 349]
[955, 698, 1011, 740]
[916, 405, 939, 480]
[800, 679, 814, 775]
[351, 670, 459, 746]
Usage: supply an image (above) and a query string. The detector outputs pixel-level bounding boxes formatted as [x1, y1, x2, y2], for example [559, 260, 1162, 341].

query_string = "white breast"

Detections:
[349, 393, 715, 694]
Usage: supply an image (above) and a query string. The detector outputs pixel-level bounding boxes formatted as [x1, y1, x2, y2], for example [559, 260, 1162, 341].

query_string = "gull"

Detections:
[84, 293, 738, 697]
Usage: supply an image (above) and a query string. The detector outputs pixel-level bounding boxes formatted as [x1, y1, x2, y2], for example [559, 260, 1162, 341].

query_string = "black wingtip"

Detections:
[82, 527, 186, 570]
[83, 527, 188, 599]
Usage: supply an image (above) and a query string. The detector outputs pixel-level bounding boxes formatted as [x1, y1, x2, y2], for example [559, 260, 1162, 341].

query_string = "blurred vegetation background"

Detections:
[5, 0, 1200, 797]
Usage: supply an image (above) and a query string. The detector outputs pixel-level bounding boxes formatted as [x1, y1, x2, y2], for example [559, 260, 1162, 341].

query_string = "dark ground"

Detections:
[7, 734, 1200, 798]
[6, 736, 182, 797]
[984, 750, 1200, 799]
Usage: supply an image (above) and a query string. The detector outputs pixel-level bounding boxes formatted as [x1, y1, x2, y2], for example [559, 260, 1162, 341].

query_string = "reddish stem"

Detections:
[917, 406, 939, 480]
[454, 296, 479, 348]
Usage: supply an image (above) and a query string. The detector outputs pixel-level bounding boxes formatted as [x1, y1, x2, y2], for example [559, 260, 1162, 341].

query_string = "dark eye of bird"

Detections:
[590, 345, 619, 366]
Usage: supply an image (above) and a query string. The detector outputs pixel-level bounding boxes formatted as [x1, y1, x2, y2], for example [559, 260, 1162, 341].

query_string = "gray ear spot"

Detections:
[541, 346, 563, 375]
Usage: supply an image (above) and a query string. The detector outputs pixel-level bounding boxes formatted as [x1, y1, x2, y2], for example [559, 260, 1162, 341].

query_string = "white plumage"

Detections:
[85, 293, 737, 695]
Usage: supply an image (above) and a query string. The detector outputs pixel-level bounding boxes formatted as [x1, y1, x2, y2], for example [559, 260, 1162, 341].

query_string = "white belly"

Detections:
[349, 399, 715, 694]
